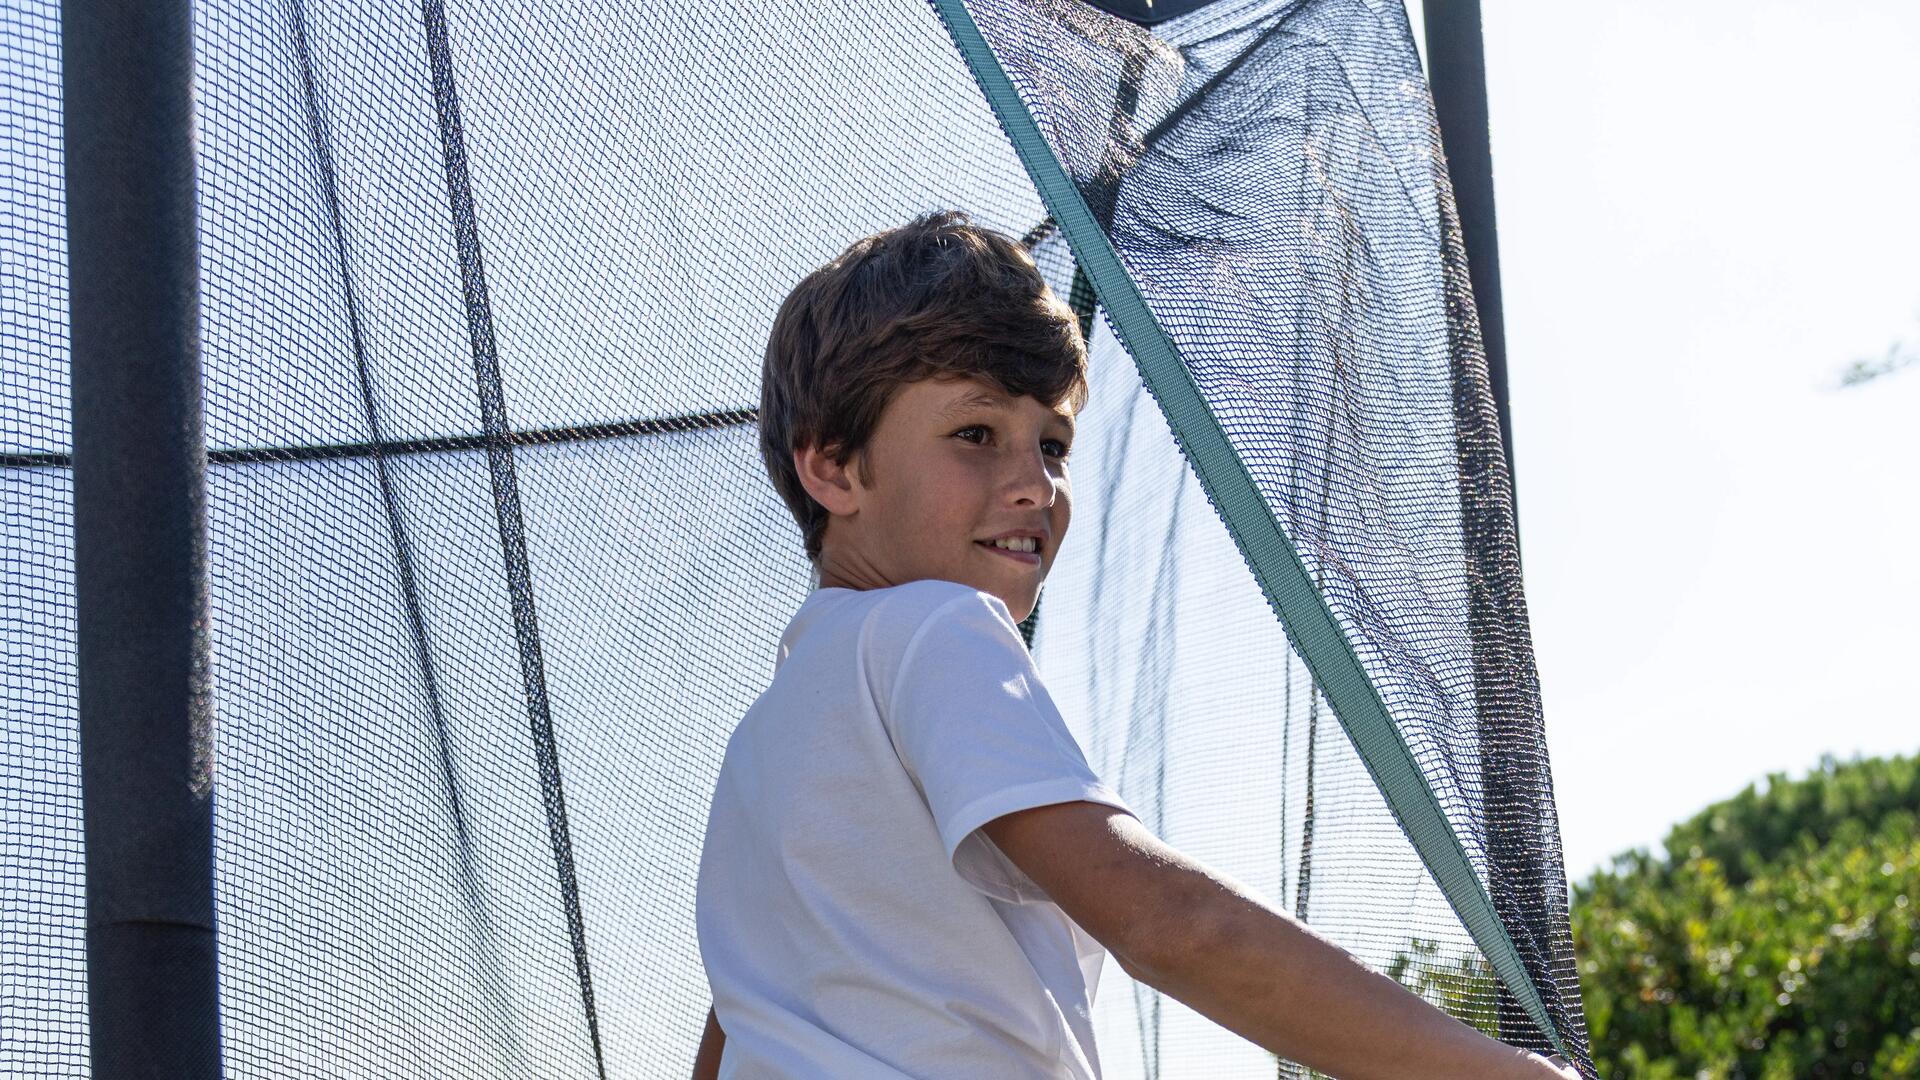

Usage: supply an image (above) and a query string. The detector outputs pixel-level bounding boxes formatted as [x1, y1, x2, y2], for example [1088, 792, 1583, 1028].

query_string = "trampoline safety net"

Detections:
[1, 0, 1596, 1075]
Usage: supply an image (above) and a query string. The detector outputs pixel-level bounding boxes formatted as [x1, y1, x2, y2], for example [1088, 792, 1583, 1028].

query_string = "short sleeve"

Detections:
[879, 587, 1134, 904]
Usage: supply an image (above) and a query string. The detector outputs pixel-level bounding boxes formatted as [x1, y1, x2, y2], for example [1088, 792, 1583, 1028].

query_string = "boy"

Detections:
[693, 210, 1579, 1079]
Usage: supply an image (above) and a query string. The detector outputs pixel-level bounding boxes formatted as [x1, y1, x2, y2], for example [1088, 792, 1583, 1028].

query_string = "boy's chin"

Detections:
[994, 583, 1042, 625]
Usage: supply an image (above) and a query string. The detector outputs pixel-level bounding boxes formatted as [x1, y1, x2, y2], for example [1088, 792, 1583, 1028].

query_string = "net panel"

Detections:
[1039, 322, 1528, 1077]
[955, 0, 1589, 1065]
[0, 0, 1592, 1075]
[1, 1, 84, 1073]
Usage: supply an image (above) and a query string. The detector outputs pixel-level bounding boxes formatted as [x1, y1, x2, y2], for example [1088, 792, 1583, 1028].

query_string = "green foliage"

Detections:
[1660, 753, 1920, 889]
[1573, 751, 1920, 1078]
[1385, 936, 1501, 1039]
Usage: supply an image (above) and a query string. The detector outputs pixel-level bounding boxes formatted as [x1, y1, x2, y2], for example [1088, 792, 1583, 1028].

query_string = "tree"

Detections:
[1572, 752, 1920, 1078]
[1384, 935, 1499, 1038]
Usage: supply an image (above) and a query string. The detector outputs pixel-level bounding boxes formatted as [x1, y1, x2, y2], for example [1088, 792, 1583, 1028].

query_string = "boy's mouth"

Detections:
[976, 539, 1042, 566]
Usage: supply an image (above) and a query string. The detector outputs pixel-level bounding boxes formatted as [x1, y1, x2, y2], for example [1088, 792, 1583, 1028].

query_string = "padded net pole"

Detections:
[1425, 2, 1589, 1062]
[1422, 0, 1517, 509]
[64, 0, 222, 1074]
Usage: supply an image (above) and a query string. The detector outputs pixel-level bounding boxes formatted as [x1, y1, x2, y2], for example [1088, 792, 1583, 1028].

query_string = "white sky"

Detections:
[1410, 0, 1920, 883]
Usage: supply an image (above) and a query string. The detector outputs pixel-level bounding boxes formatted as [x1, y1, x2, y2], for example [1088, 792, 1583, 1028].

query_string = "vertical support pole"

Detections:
[65, 0, 222, 1075]
[1422, 0, 1518, 516]
[1427, 3, 1591, 1062]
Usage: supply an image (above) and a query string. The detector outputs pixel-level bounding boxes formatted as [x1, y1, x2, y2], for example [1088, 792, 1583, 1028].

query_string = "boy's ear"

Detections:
[793, 442, 861, 517]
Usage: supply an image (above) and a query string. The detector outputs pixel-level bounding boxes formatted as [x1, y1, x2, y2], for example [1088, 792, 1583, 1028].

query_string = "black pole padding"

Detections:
[1428, 0, 1564, 1057]
[1423, 0, 1519, 518]
[65, 0, 222, 1076]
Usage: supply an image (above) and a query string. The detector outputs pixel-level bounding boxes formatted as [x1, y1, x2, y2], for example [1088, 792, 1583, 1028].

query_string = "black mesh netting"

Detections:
[2, 0, 1593, 1074]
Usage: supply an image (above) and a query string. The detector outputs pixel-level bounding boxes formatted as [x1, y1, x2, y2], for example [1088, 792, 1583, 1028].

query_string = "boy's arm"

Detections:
[981, 802, 1579, 1080]
[691, 1005, 724, 1080]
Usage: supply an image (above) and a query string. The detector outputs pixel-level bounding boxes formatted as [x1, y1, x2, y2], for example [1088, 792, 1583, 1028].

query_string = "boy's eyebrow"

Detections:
[936, 388, 1011, 419]
[937, 387, 1076, 436]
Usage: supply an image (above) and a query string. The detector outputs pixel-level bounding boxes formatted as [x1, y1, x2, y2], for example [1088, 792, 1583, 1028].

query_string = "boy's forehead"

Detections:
[925, 377, 1076, 425]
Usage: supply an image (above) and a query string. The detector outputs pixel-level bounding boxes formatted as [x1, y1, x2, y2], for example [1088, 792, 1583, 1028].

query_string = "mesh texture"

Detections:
[2, 0, 1592, 1074]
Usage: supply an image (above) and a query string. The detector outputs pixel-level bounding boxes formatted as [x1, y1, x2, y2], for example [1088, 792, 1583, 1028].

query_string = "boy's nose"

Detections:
[1007, 451, 1058, 507]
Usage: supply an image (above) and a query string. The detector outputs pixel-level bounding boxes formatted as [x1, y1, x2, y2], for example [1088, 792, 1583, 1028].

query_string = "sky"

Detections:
[1409, 0, 1920, 883]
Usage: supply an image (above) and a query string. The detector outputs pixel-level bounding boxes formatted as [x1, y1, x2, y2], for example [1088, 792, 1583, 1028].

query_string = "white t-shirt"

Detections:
[696, 579, 1136, 1079]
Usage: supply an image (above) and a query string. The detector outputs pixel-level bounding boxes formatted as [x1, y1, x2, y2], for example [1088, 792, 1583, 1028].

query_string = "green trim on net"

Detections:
[930, 0, 1574, 1062]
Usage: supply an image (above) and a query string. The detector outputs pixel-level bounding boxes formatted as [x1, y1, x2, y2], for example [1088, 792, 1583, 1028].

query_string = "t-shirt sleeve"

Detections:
[879, 587, 1134, 904]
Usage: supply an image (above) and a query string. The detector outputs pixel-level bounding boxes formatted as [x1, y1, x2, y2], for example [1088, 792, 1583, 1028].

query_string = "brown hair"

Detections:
[759, 209, 1089, 563]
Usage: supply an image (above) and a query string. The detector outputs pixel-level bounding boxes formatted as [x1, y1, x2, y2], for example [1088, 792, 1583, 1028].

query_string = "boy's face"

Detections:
[795, 374, 1076, 624]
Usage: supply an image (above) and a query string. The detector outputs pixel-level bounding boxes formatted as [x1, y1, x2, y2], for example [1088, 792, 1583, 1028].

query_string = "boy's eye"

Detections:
[953, 426, 1071, 461]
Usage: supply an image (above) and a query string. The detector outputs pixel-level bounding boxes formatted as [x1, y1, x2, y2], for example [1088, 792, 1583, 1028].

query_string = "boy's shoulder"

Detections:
[794, 579, 1022, 679]
[861, 578, 1017, 637]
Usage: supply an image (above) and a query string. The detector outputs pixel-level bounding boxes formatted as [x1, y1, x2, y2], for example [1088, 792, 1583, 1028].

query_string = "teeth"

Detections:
[990, 537, 1037, 553]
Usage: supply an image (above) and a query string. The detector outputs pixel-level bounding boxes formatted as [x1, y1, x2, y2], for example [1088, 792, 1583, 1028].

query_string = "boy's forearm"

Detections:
[1127, 886, 1563, 1080]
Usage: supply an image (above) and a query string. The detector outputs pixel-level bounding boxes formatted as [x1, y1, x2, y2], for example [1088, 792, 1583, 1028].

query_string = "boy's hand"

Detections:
[1536, 1052, 1581, 1078]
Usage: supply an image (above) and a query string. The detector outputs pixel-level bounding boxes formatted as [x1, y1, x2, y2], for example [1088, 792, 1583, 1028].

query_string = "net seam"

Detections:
[420, 3, 608, 1074]
[286, 0, 528, 1060]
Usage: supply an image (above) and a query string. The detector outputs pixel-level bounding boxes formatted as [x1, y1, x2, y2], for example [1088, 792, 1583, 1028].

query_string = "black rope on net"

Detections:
[1134, 475, 1186, 1080]
[286, 0, 528, 1062]
[1013, 216, 1098, 650]
[421, 1, 607, 1074]
[0, 409, 760, 470]
[1015, 218, 1057, 647]
[1014, 38, 1143, 651]
[1137, 8, 1301, 160]
[1294, 689, 1319, 924]
[1020, 216, 1059, 251]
